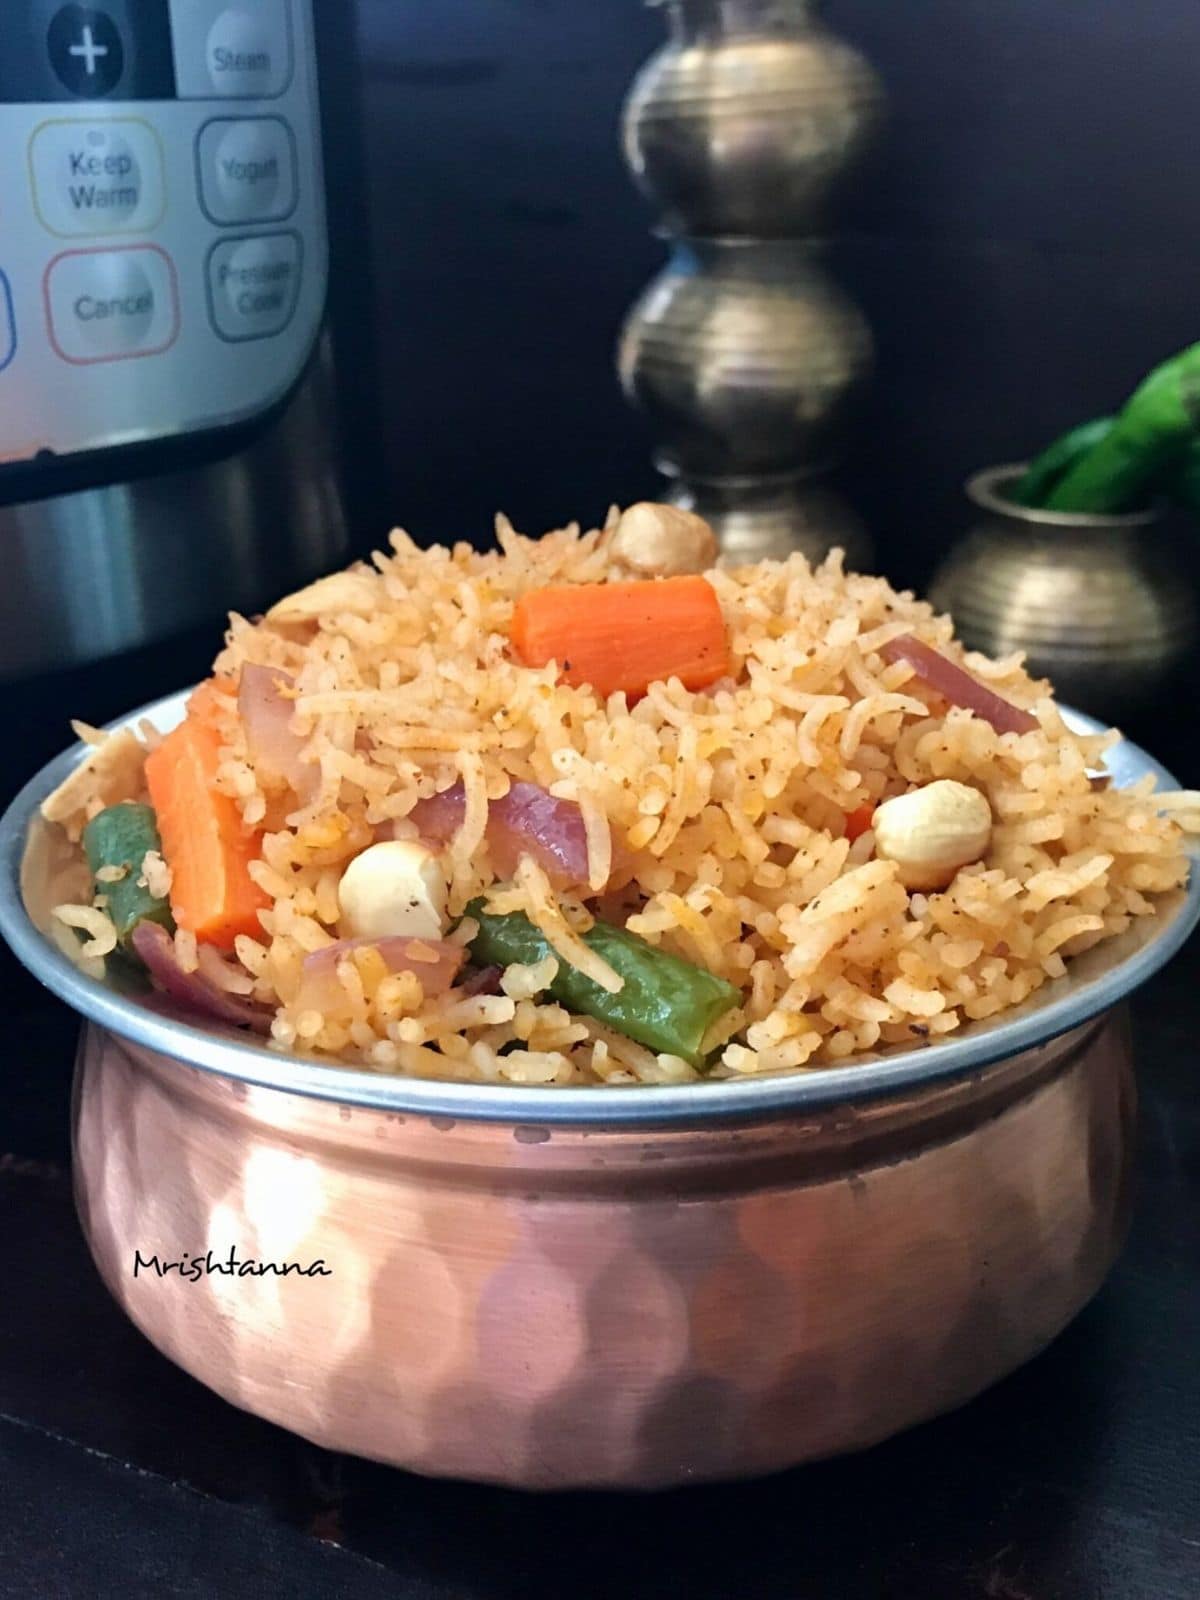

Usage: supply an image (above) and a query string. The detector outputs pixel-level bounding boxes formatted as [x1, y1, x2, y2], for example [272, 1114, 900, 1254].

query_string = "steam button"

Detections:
[169, 1, 292, 99]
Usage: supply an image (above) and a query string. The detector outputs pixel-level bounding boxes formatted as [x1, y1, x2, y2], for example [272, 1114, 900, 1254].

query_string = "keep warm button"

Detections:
[45, 245, 180, 364]
[31, 119, 165, 238]
[207, 231, 301, 342]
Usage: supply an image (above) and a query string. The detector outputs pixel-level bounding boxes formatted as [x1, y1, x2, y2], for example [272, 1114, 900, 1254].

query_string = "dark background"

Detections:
[354, 0, 1200, 589]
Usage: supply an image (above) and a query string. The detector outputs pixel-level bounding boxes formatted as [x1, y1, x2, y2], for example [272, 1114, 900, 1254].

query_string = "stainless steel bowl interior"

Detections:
[1, 690, 1196, 1127]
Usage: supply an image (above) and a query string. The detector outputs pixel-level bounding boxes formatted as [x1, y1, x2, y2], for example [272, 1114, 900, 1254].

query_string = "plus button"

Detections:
[47, 6, 125, 97]
[68, 25, 109, 77]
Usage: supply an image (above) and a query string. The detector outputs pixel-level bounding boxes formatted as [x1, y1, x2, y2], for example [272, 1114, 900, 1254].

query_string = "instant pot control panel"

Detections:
[0, 0, 326, 470]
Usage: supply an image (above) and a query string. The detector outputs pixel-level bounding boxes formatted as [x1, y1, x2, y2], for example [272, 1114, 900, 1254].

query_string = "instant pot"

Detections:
[0, 0, 382, 682]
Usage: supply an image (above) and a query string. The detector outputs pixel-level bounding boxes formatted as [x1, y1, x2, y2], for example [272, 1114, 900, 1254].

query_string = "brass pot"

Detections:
[2, 694, 1197, 1490]
[618, 239, 873, 480]
[668, 472, 874, 569]
[622, 0, 885, 238]
[618, 0, 885, 563]
[930, 466, 1199, 720]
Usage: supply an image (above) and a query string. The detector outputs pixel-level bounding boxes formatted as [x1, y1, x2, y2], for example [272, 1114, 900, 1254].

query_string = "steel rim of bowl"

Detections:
[1, 691, 1197, 1128]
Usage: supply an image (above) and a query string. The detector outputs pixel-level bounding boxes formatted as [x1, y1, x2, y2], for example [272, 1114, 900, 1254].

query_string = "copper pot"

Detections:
[74, 1013, 1133, 1489]
[3, 694, 1197, 1490]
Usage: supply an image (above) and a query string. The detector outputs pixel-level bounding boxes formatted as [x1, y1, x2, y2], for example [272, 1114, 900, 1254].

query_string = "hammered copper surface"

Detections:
[74, 1012, 1134, 1490]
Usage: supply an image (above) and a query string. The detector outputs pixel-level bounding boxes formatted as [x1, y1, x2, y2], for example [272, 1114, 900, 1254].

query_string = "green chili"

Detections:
[1011, 417, 1114, 507]
[1045, 343, 1200, 513]
[1171, 438, 1200, 517]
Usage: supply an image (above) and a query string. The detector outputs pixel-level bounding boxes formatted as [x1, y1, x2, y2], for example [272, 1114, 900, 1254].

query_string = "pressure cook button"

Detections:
[196, 117, 297, 225]
[31, 119, 166, 238]
[169, 0, 292, 99]
[207, 232, 301, 341]
[45, 245, 180, 364]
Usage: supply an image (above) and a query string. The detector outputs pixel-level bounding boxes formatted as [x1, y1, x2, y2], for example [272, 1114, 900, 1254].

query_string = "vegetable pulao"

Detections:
[42, 503, 1200, 1086]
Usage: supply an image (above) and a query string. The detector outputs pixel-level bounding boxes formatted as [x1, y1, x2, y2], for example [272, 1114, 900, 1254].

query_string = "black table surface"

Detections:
[1, 644, 1197, 1600]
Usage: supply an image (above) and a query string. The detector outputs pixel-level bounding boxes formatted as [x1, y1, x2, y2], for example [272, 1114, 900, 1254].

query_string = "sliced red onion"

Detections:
[238, 663, 312, 793]
[407, 782, 467, 849]
[131, 922, 272, 1034]
[296, 935, 465, 1012]
[879, 634, 1038, 736]
[409, 779, 593, 890]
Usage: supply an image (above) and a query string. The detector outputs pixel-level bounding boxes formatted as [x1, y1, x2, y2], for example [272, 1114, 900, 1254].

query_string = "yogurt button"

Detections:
[197, 117, 296, 224]
[207, 232, 301, 341]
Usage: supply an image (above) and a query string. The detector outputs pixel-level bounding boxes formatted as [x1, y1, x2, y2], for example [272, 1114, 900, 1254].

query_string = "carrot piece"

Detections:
[844, 803, 876, 842]
[144, 716, 269, 950]
[510, 575, 730, 700]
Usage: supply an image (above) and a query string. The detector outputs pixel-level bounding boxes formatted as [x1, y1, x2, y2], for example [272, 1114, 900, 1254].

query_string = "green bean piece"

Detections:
[465, 903, 741, 1068]
[82, 802, 175, 946]
[1011, 417, 1114, 507]
[1045, 343, 1200, 514]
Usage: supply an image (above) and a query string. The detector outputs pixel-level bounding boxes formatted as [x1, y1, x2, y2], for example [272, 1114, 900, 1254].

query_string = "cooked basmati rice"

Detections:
[44, 515, 1197, 1085]
[52, 903, 118, 961]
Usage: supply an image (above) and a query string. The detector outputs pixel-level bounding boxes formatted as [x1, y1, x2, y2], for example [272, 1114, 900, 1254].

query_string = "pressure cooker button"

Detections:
[196, 118, 297, 225]
[46, 245, 180, 363]
[169, 1, 292, 99]
[207, 232, 301, 341]
[31, 119, 166, 238]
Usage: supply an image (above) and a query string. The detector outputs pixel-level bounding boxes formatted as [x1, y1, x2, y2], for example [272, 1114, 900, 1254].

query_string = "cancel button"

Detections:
[207, 232, 302, 341]
[46, 245, 179, 363]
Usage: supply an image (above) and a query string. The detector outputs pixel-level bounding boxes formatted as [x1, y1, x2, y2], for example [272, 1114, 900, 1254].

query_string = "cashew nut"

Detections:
[609, 502, 718, 578]
[338, 840, 449, 941]
[872, 780, 993, 891]
[267, 569, 379, 624]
